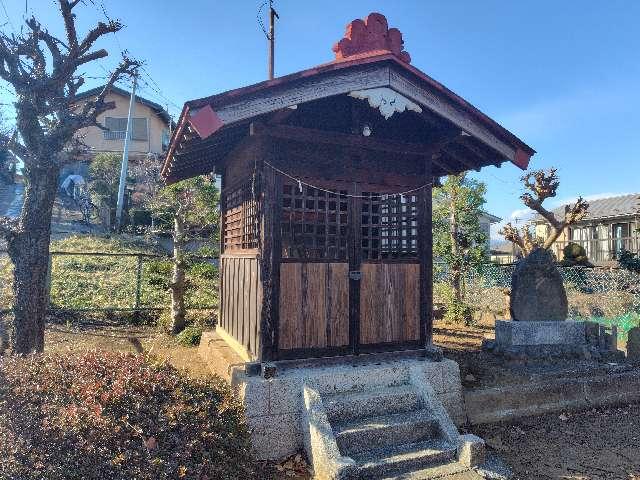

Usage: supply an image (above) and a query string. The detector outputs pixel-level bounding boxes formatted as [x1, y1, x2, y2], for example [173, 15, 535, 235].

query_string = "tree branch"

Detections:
[58, 0, 79, 52]
[502, 168, 590, 257]
[0, 130, 29, 161]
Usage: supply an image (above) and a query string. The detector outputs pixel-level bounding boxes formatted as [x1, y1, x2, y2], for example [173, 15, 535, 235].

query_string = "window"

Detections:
[361, 192, 419, 260]
[161, 129, 170, 151]
[103, 117, 148, 141]
[280, 182, 349, 260]
[222, 179, 261, 251]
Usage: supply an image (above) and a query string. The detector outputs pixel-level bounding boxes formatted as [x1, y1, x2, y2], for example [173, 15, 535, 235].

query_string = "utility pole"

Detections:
[115, 71, 138, 230]
[268, 0, 279, 80]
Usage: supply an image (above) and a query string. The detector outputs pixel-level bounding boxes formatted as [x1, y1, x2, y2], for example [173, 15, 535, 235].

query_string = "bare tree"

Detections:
[500, 168, 589, 256]
[0, 0, 139, 353]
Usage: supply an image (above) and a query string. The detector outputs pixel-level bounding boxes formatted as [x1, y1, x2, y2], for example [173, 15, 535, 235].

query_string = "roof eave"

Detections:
[163, 54, 535, 183]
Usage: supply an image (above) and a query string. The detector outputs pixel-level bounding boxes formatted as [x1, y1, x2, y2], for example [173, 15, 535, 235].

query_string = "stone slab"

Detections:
[246, 412, 304, 460]
[495, 319, 586, 347]
[458, 434, 485, 467]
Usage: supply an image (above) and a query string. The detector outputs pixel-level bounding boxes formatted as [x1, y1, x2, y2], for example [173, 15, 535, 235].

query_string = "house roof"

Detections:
[162, 13, 535, 184]
[541, 193, 640, 223]
[75, 85, 172, 125]
[479, 211, 502, 224]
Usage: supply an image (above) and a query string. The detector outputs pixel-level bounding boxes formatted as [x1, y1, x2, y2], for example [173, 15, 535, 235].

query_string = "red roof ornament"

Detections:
[332, 13, 411, 64]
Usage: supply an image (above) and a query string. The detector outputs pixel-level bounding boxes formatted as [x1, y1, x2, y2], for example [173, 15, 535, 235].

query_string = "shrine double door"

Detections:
[276, 179, 430, 359]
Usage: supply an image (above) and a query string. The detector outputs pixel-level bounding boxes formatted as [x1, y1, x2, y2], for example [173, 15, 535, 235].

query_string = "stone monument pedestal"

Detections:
[484, 320, 624, 360]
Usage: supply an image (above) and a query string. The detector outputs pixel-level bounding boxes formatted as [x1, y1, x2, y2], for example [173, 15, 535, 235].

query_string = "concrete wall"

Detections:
[75, 91, 168, 156]
[465, 370, 640, 425]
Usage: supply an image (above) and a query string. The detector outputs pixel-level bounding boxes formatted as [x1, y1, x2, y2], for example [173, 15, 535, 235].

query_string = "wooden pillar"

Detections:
[258, 139, 282, 361]
[215, 166, 225, 330]
[418, 158, 434, 347]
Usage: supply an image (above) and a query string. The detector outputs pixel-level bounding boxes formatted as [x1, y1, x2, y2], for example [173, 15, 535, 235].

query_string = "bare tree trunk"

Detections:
[449, 186, 462, 304]
[7, 165, 59, 353]
[170, 214, 186, 334]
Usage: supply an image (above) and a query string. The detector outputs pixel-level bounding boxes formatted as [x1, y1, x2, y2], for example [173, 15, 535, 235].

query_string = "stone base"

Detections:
[230, 356, 467, 461]
[484, 319, 624, 360]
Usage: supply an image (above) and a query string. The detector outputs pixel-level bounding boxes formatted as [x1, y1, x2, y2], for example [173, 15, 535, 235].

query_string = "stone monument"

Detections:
[485, 247, 623, 360]
[627, 327, 640, 361]
[510, 248, 568, 322]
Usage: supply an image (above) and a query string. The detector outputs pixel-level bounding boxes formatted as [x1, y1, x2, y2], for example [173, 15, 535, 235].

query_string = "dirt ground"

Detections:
[433, 317, 640, 480]
[45, 321, 213, 377]
[472, 406, 640, 480]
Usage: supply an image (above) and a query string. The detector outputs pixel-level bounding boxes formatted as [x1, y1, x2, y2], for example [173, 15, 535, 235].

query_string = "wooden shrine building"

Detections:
[162, 13, 534, 363]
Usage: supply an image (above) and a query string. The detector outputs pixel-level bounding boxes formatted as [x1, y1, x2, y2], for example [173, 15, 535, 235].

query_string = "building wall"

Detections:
[544, 216, 640, 263]
[75, 91, 168, 156]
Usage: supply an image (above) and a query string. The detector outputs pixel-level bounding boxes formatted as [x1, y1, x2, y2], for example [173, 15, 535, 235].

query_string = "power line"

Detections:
[0, 0, 16, 35]
[138, 69, 181, 110]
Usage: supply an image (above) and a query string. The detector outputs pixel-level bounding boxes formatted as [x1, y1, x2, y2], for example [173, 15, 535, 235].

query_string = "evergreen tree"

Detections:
[432, 174, 487, 323]
[148, 176, 219, 334]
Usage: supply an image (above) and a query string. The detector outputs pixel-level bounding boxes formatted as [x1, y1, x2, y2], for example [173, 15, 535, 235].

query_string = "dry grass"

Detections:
[45, 322, 213, 379]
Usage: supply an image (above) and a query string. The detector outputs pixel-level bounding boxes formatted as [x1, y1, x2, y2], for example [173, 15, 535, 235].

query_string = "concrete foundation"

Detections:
[486, 319, 623, 359]
[230, 356, 467, 461]
[465, 369, 640, 425]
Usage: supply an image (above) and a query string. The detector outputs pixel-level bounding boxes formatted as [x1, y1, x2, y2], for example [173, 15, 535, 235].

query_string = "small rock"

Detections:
[559, 413, 569, 421]
[484, 435, 506, 451]
[465, 374, 477, 382]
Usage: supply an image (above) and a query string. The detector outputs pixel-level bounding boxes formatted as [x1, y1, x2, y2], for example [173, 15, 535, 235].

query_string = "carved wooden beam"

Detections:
[251, 122, 463, 159]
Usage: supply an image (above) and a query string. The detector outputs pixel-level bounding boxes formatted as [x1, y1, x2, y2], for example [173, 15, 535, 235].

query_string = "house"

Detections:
[479, 211, 501, 254]
[61, 85, 173, 180]
[535, 193, 640, 264]
[161, 12, 535, 468]
[490, 240, 518, 264]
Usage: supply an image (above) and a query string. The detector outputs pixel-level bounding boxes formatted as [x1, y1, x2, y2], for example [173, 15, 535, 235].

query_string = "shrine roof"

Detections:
[163, 13, 535, 184]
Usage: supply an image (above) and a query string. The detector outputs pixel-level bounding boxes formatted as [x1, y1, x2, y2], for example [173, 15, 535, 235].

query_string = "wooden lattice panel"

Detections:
[280, 182, 349, 260]
[222, 179, 260, 251]
[361, 192, 418, 260]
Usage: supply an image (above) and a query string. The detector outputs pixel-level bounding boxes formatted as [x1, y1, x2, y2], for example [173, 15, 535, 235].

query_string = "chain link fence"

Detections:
[435, 262, 640, 337]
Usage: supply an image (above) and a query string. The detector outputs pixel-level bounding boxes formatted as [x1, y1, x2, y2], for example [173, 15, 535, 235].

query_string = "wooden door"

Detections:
[356, 189, 422, 349]
[277, 182, 352, 357]
[276, 180, 425, 358]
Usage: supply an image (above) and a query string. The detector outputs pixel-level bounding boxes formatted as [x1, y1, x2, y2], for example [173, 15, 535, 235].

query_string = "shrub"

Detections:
[176, 324, 204, 346]
[618, 249, 640, 273]
[444, 298, 473, 325]
[560, 242, 593, 267]
[0, 351, 255, 480]
[131, 209, 153, 226]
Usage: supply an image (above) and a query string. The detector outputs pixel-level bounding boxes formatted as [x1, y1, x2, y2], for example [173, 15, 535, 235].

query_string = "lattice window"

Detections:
[280, 182, 348, 260]
[361, 192, 418, 260]
[222, 179, 260, 251]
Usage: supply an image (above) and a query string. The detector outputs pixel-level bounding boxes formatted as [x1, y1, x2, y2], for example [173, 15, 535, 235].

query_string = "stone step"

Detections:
[324, 384, 421, 422]
[334, 410, 440, 456]
[380, 461, 473, 480]
[353, 439, 457, 479]
[307, 362, 411, 395]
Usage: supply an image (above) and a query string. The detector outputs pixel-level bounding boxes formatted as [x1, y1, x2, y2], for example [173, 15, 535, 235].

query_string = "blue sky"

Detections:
[1, 1, 639, 239]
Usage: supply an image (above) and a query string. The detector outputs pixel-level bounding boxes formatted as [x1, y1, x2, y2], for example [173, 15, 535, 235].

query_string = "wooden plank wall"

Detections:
[359, 263, 420, 344]
[220, 255, 262, 359]
[279, 263, 349, 350]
